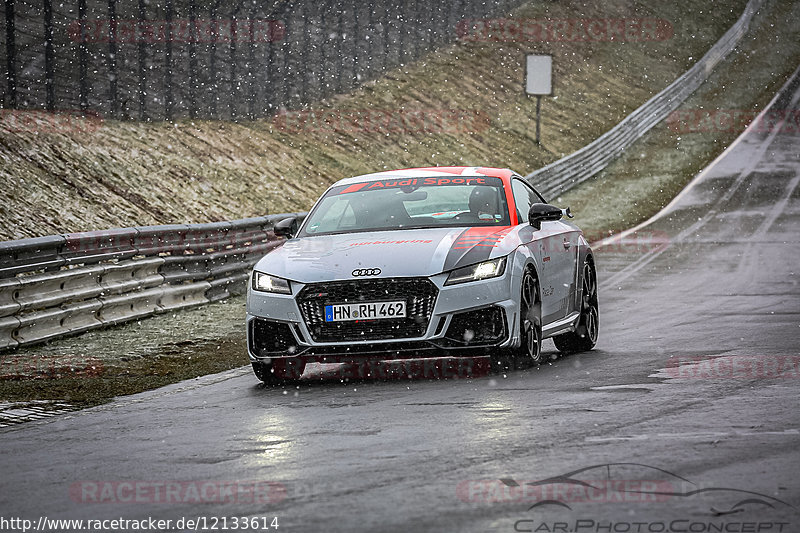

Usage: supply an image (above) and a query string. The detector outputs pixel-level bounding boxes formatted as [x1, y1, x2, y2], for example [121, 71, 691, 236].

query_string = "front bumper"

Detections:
[246, 271, 517, 361]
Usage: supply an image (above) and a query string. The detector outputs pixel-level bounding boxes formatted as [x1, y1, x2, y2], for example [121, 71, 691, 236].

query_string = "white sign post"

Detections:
[525, 54, 553, 145]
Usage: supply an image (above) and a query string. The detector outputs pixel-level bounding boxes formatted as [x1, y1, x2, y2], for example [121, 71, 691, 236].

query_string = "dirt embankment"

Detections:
[0, 0, 747, 241]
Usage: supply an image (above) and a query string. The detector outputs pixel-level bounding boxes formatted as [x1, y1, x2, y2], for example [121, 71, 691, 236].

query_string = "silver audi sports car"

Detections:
[247, 166, 598, 383]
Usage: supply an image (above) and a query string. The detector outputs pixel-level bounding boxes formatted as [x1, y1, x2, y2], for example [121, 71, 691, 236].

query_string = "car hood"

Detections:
[253, 226, 520, 283]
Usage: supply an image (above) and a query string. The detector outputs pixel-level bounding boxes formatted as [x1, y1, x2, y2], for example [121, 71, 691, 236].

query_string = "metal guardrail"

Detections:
[0, 0, 765, 350]
[525, 0, 764, 200]
[0, 214, 305, 349]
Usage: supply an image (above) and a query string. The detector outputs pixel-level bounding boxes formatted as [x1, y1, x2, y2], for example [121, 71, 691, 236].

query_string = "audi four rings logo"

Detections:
[352, 268, 381, 277]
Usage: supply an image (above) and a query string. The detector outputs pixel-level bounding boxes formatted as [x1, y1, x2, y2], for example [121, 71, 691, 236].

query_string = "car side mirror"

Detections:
[274, 217, 298, 238]
[528, 203, 565, 230]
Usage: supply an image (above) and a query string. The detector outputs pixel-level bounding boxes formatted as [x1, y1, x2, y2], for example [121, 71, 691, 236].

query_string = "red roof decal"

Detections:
[367, 166, 515, 179]
[475, 167, 514, 179]
[411, 166, 469, 174]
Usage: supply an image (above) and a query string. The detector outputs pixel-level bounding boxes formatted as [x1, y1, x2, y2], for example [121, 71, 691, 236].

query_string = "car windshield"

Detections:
[299, 176, 511, 236]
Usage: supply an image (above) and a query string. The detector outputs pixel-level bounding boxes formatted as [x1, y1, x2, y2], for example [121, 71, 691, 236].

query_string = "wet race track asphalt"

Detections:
[1, 72, 799, 533]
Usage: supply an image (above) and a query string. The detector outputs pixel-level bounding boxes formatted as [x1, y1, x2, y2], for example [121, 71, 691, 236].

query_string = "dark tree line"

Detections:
[2, 0, 525, 121]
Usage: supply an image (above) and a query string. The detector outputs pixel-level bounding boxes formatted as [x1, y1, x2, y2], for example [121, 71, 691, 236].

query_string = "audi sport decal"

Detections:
[335, 176, 502, 194]
[443, 226, 514, 271]
[419, 177, 498, 186]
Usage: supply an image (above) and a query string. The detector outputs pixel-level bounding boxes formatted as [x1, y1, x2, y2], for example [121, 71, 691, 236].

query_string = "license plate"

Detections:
[324, 301, 406, 322]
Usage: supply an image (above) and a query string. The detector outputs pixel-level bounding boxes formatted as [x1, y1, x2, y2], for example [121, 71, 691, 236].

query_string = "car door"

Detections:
[543, 219, 580, 323]
[511, 178, 577, 324]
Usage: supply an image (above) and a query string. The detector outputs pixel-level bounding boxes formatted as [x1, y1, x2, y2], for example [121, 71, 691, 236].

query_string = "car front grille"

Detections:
[297, 278, 438, 342]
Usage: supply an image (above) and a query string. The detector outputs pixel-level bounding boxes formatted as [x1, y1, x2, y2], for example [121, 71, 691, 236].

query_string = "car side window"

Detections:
[306, 197, 356, 233]
[511, 179, 535, 224]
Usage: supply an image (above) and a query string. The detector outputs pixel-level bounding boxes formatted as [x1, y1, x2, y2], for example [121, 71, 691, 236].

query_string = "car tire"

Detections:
[251, 358, 307, 385]
[553, 258, 598, 354]
[493, 268, 544, 372]
[516, 269, 545, 366]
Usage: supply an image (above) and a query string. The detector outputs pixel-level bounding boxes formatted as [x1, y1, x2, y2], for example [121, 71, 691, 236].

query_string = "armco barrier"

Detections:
[525, 0, 764, 199]
[0, 235, 66, 277]
[0, 213, 305, 349]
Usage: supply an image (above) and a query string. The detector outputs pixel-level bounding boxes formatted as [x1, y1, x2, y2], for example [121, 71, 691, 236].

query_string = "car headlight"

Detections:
[445, 257, 506, 286]
[252, 271, 292, 294]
